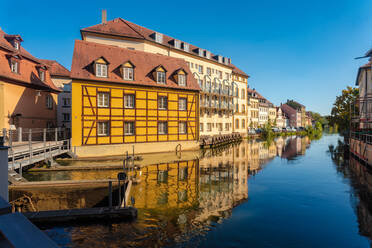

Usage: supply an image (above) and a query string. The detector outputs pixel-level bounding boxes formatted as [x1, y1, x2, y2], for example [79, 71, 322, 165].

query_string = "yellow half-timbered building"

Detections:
[71, 40, 200, 157]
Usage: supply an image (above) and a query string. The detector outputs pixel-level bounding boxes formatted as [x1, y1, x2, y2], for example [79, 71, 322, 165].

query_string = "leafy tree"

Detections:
[329, 86, 359, 133]
[308, 111, 328, 126]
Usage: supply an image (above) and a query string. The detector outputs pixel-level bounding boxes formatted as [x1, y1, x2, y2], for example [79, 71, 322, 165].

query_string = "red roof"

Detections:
[81, 18, 249, 74]
[71, 40, 200, 92]
[39, 59, 70, 78]
[0, 29, 60, 92]
[231, 64, 249, 77]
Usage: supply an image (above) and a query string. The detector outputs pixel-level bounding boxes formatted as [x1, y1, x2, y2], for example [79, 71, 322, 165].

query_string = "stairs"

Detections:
[8, 170, 28, 184]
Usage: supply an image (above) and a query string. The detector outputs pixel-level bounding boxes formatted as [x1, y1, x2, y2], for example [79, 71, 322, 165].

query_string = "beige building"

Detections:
[247, 88, 259, 128]
[268, 105, 277, 126]
[232, 66, 249, 136]
[80, 15, 249, 137]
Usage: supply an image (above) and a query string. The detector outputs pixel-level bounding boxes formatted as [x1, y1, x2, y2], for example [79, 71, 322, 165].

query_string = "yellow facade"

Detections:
[71, 80, 199, 151]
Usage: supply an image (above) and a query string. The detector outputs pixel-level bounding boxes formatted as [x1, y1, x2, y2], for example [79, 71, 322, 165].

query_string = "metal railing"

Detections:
[350, 131, 372, 145]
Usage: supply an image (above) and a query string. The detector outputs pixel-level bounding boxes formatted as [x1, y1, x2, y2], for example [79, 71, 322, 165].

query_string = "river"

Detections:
[13, 134, 372, 247]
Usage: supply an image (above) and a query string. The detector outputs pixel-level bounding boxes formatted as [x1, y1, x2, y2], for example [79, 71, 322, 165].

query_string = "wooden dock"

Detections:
[200, 133, 242, 149]
[23, 206, 137, 225]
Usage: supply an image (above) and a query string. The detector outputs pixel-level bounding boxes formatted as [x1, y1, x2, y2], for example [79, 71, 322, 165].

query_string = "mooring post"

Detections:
[118, 178, 121, 208]
[43, 128, 46, 160]
[29, 129, 32, 165]
[18, 127, 22, 142]
[0, 137, 9, 201]
[123, 182, 126, 207]
[108, 181, 113, 209]
[55, 128, 58, 142]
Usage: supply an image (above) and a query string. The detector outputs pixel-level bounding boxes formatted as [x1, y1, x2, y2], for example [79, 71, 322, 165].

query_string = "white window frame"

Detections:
[96, 63, 107, 78]
[157, 71, 166, 84]
[155, 32, 163, 43]
[10, 60, 18, 73]
[97, 92, 109, 107]
[179, 98, 187, 111]
[39, 69, 45, 81]
[124, 94, 135, 108]
[123, 67, 134, 80]
[178, 74, 186, 86]
[198, 65, 203, 74]
[124, 122, 135, 135]
[97, 122, 109, 136]
[158, 96, 167, 110]
[14, 41, 19, 50]
[179, 122, 187, 134]
[158, 122, 168, 134]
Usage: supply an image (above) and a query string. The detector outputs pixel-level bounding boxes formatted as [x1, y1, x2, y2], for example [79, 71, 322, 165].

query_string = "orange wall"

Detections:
[0, 81, 58, 129]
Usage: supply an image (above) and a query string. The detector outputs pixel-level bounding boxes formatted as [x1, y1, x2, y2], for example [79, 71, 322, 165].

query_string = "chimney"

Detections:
[102, 10, 107, 25]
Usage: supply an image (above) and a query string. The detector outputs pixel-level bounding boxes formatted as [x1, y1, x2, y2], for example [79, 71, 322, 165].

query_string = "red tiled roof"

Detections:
[71, 40, 201, 92]
[39, 59, 70, 78]
[81, 18, 237, 68]
[0, 30, 60, 92]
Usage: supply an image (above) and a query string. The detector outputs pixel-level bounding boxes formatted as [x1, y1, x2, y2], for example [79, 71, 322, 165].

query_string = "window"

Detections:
[241, 89, 245, 99]
[218, 123, 223, 131]
[242, 119, 245, 128]
[63, 98, 70, 106]
[179, 98, 187, 111]
[179, 122, 187, 134]
[63, 113, 70, 121]
[207, 67, 211, 76]
[198, 65, 203, 74]
[97, 92, 109, 107]
[124, 122, 135, 135]
[178, 74, 186, 86]
[39, 69, 45, 81]
[183, 42, 189, 52]
[191, 63, 194, 68]
[207, 123, 212, 131]
[96, 63, 107, 77]
[235, 119, 239, 129]
[236, 104, 239, 112]
[46, 95, 53, 109]
[225, 123, 229, 131]
[98, 122, 109, 136]
[158, 122, 168, 134]
[155, 32, 163, 43]
[123, 67, 134, 80]
[158, 96, 167, 110]
[157, 71, 166, 84]
[10, 60, 18, 73]
[242, 104, 245, 113]
[200, 123, 204, 132]
[174, 39, 181, 49]
[14, 41, 19, 50]
[124, 94, 135, 108]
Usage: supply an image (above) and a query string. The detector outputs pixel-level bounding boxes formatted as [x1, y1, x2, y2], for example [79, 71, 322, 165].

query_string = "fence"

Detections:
[350, 131, 372, 145]
[1, 128, 70, 147]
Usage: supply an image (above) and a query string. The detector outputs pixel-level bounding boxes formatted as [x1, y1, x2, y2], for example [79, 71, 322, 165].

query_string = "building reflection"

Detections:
[329, 141, 372, 242]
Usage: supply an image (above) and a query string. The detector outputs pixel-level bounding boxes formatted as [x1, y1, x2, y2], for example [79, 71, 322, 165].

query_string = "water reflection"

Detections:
[329, 140, 372, 242]
[11, 136, 315, 247]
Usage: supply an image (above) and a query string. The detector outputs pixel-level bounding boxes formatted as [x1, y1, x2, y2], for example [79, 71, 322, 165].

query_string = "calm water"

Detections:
[17, 134, 372, 247]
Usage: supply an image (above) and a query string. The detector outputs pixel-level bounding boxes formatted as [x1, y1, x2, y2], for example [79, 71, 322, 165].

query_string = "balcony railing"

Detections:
[350, 131, 372, 145]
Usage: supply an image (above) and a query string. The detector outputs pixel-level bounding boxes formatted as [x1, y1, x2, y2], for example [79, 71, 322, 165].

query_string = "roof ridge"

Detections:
[118, 18, 147, 40]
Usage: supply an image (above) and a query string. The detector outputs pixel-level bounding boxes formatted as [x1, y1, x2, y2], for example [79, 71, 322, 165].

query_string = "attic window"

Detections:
[198, 49, 203, 57]
[157, 71, 166, 84]
[96, 63, 107, 77]
[178, 74, 186, 86]
[174, 40, 181, 49]
[122, 62, 134, 81]
[155, 32, 163, 43]
[13, 41, 19, 50]
[39, 69, 45, 81]
[10, 60, 18, 73]
[182, 42, 189, 52]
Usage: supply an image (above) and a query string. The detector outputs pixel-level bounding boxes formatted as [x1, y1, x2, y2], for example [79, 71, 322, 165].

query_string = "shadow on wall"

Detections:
[9, 85, 57, 129]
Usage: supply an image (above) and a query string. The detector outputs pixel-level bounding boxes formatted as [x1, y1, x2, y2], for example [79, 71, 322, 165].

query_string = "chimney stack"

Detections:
[102, 10, 107, 25]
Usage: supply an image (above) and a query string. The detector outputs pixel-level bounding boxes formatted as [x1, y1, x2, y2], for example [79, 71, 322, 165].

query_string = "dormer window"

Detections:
[174, 39, 181, 49]
[155, 32, 163, 43]
[122, 61, 134, 81]
[10, 60, 18, 73]
[96, 63, 107, 77]
[39, 69, 45, 81]
[178, 74, 186, 86]
[198, 49, 203, 57]
[13, 41, 19, 50]
[182, 42, 189, 52]
[157, 71, 166, 84]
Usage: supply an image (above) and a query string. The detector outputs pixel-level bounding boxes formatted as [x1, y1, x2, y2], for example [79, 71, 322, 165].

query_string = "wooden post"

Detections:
[8, 130, 12, 148]
[43, 128, 46, 160]
[55, 128, 58, 142]
[108, 181, 112, 209]
[118, 179, 121, 207]
[29, 129, 32, 165]
[18, 127, 22, 142]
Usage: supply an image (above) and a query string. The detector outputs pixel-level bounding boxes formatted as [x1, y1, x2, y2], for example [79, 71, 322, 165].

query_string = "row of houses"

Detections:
[0, 13, 315, 157]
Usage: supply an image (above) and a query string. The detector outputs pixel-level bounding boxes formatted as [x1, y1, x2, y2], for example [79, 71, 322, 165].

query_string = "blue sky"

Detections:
[2, 0, 371, 115]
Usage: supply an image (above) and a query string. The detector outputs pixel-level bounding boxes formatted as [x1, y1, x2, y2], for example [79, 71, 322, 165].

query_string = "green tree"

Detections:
[329, 86, 359, 133]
